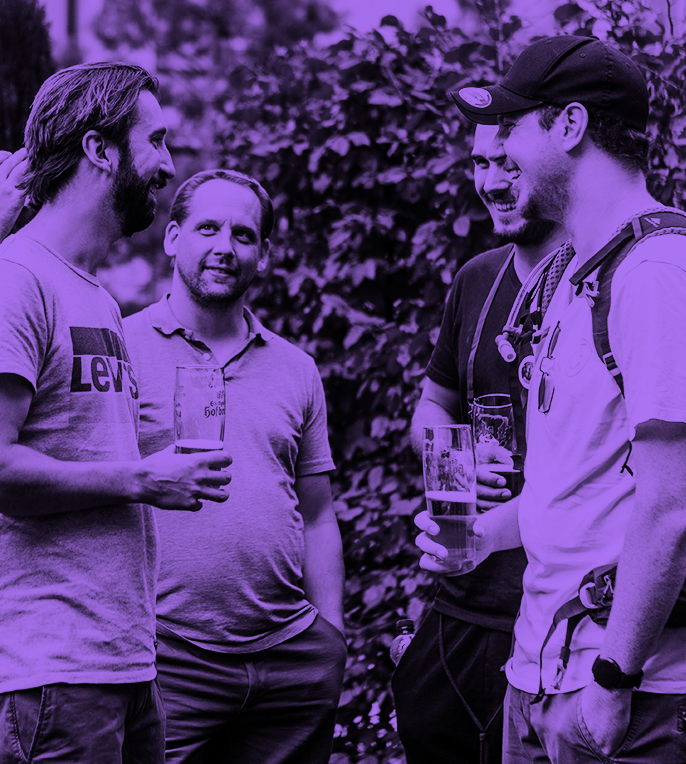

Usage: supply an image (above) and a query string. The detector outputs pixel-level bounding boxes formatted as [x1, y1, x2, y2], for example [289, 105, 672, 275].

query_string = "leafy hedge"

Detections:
[108, 2, 686, 760]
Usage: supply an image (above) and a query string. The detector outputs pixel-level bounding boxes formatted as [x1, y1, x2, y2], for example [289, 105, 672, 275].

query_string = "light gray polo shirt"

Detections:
[124, 295, 335, 652]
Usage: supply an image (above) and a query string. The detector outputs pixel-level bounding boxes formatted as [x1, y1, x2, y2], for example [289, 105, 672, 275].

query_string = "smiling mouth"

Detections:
[492, 201, 517, 212]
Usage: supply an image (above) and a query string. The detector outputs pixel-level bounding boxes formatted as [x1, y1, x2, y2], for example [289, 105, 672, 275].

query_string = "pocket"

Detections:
[575, 690, 640, 763]
[317, 614, 348, 651]
[11, 687, 47, 763]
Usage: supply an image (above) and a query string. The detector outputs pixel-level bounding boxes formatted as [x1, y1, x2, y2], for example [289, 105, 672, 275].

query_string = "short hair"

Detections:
[537, 104, 649, 176]
[22, 62, 159, 207]
[170, 169, 274, 241]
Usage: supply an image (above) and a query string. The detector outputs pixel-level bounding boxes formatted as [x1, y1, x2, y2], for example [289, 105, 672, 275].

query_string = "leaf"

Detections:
[347, 131, 371, 147]
[381, 15, 400, 27]
[368, 90, 403, 107]
[453, 216, 471, 237]
[389, 495, 423, 515]
[377, 167, 407, 184]
[329, 136, 350, 156]
[362, 584, 386, 608]
[368, 465, 384, 490]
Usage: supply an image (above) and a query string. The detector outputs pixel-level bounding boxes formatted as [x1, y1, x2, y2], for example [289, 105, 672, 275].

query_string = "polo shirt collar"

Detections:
[149, 294, 274, 342]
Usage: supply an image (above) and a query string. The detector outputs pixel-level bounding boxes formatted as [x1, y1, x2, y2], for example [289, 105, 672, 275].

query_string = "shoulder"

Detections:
[451, 245, 513, 288]
[614, 230, 686, 288]
[263, 330, 318, 371]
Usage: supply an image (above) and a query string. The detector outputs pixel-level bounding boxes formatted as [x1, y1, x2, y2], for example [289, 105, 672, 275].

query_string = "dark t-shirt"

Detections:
[426, 245, 528, 632]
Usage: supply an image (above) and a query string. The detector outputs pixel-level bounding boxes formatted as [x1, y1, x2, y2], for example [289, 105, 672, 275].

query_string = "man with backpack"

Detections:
[416, 35, 686, 762]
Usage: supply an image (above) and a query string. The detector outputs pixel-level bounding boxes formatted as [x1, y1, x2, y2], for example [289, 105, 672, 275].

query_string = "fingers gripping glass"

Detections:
[538, 322, 561, 414]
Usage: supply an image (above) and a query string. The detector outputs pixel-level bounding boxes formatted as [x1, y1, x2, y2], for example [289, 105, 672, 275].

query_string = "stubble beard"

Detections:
[177, 260, 257, 309]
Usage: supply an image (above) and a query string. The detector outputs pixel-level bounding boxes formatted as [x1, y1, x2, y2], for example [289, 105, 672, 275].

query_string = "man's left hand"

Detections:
[580, 681, 632, 757]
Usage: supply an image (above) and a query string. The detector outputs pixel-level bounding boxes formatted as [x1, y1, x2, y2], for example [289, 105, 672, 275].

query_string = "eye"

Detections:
[472, 158, 488, 169]
[198, 224, 218, 234]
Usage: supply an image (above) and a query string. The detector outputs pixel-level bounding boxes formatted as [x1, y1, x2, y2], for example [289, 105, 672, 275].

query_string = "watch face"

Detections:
[593, 657, 622, 688]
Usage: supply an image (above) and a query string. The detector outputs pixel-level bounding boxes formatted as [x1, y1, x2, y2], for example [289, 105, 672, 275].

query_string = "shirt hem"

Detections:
[156, 606, 318, 654]
[0, 666, 157, 694]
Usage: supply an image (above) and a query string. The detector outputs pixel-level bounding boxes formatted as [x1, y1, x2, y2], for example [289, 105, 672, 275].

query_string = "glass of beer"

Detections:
[174, 366, 225, 454]
[423, 425, 477, 568]
[471, 394, 523, 496]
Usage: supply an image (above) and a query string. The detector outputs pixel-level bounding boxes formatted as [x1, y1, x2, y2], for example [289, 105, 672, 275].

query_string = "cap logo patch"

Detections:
[459, 87, 492, 108]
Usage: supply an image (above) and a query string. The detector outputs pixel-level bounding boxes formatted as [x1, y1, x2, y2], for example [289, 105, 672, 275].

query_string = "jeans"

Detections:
[157, 614, 347, 764]
[504, 684, 686, 763]
[0, 680, 165, 764]
[391, 608, 513, 764]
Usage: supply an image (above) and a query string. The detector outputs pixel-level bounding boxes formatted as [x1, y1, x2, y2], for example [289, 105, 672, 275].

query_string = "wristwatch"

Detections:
[592, 656, 644, 690]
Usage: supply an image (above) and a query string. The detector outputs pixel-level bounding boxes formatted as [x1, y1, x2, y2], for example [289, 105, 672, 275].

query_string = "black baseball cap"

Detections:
[450, 36, 649, 132]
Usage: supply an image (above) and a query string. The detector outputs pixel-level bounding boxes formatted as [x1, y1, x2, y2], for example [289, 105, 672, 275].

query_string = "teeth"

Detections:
[494, 202, 516, 212]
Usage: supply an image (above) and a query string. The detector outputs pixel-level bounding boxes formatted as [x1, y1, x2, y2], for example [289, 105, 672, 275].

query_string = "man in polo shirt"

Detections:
[416, 35, 686, 763]
[124, 168, 346, 764]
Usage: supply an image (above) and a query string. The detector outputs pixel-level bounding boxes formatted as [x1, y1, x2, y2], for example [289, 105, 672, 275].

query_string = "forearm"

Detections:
[0, 444, 140, 515]
[600, 498, 686, 673]
[479, 494, 522, 552]
[411, 398, 457, 456]
[303, 516, 345, 628]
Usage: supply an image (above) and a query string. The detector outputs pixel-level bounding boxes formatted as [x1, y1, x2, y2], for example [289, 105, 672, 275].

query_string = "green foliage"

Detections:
[0, 0, 55, 151]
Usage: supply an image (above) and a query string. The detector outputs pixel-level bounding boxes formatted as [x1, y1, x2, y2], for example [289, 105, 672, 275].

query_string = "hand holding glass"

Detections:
[472, 394, 523, 497]
[423, 425, 477, 569]
[174, 366, 225, 454]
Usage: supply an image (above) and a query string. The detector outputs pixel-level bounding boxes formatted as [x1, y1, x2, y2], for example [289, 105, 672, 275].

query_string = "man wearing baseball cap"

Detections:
[416, 35, 686, 762]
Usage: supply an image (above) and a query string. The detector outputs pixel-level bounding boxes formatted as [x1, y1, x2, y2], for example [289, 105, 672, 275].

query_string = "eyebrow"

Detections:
[471, 152, 486, 162]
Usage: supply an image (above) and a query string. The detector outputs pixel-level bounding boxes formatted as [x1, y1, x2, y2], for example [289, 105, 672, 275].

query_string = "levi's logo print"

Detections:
[70, 327, 139, 399]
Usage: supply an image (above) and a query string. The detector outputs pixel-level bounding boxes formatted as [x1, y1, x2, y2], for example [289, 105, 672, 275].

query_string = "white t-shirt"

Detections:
[507, 227, 686, 695]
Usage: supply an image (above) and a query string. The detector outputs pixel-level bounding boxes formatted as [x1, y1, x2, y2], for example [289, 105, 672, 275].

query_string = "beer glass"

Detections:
[471, 394, 523, 496]
[423, 425, 477, 567]
[174, 366, 225, 454]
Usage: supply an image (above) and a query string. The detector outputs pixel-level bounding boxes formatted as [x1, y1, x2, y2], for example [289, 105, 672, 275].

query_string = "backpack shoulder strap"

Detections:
[570, 211, 686, 397]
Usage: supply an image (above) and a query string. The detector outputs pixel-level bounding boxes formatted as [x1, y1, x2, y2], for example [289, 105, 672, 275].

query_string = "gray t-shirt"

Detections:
[0, 235, 159, 693]
[124, 297, 335, 652]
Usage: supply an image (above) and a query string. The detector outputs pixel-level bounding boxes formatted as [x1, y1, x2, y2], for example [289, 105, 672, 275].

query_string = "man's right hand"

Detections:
[0, 148, 28, 239]
[134, 445, 232, 511]
[414, 510, 493, 575]
[476, 442, 513, 511]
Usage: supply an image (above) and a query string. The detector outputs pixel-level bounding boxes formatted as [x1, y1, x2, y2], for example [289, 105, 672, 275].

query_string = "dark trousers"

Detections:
[157, 615, 347, 764]
[392, 608, 513, 764]
[0, 681, 165, 764]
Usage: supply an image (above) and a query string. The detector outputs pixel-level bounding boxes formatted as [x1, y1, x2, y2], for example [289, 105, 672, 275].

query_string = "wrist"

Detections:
[592, 656, 644, 690]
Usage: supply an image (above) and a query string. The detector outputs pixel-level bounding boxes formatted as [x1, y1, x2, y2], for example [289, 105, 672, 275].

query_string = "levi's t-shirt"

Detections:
[0, 235, 159, 693]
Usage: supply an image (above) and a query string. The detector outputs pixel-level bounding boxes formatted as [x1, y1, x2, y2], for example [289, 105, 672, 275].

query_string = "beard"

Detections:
[495, 215, 559, 245]
[176, 258, 259, 308]
[112, 142, 156, 238]
[494, 168, 569, 245]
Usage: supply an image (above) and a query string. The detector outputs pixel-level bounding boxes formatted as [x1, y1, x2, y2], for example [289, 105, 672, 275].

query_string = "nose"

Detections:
[160, 143, 175, 181]
[213, 226, 235, 255]
[483, 162, 512, 196]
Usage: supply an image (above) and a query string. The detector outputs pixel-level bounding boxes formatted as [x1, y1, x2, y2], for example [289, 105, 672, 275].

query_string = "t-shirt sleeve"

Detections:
[0, 260, 48, 392]
[609, 236, 686, 435]
[425, 275, 461, 389]
[295, 360, 335, 476]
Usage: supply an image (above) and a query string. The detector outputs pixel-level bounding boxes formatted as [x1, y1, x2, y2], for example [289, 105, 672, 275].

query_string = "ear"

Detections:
[558, 103, 589, 153]
[256, 239, 270, 274]
[82, 130, 117, 174]
[164, 220, 180, 258]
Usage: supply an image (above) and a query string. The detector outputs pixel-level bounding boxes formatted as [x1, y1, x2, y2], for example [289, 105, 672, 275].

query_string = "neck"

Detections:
[20, 189, 121, 275]
[563, 157, 657, 269]
[168, 276, 247, 342]
[512, 225, 568, 282]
